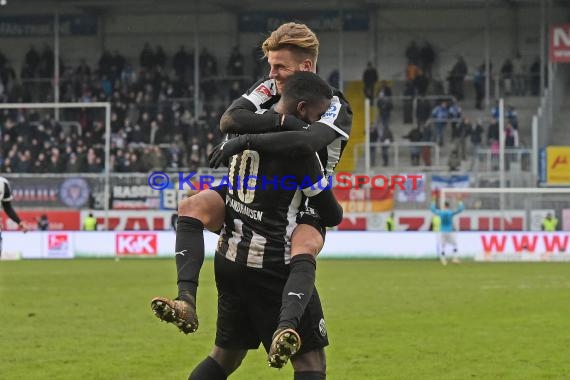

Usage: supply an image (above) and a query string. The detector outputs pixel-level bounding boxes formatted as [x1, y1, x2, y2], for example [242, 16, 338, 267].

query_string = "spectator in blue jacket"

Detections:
[431, 100, 449, 147]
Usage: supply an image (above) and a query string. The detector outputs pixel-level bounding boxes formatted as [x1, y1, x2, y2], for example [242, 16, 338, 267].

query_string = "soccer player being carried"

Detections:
[430, 195, 464, 265]
[151, 22, 352, 369]
[188, 71, 342, 380]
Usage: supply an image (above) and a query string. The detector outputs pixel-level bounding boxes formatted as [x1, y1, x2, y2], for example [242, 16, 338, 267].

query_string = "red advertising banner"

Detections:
[82, 211, 172, 231]
[1, 210, 81, 231]
[333, 187, 394, 213]
[550, 24, 570, 63]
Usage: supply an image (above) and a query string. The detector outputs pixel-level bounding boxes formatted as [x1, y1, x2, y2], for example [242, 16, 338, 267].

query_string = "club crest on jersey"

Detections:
[319, 318, 327, 337]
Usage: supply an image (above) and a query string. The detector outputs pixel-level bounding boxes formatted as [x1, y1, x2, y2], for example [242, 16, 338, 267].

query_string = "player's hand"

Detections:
[19, 222, 29, 233]
[208, 136, 248, 169]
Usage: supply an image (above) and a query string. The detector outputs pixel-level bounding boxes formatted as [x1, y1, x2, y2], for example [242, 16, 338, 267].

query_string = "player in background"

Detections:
[430, 197, 464, 265]
[0, 176, 28, 257]
[188, 71, 341, 380]
[151, 21, 352, 364]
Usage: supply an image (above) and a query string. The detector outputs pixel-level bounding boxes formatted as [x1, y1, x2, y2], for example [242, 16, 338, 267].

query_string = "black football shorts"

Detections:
[213, 253, 329, 354]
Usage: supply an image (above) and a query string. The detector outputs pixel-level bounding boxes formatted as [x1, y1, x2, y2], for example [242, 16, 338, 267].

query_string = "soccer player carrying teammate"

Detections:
[430, 197, 464, 265]
[151, 22, 352, 368]
[0, 176, 28, 256]
[187, 71, 341, 380]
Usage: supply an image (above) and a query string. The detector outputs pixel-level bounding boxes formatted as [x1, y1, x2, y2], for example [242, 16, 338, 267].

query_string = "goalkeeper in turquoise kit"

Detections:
[430, 197, 464, 265]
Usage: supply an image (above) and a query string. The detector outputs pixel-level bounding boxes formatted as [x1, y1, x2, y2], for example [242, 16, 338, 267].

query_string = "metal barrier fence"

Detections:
[354, 141, 442, 172]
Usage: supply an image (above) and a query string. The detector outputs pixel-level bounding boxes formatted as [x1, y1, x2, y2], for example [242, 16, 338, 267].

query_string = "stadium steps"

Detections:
[336, 80, 366, 172]
[549, 94, 570, 146]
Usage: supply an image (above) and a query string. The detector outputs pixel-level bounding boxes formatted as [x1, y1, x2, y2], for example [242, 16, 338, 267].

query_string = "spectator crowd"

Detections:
[0, 43, 261, 173]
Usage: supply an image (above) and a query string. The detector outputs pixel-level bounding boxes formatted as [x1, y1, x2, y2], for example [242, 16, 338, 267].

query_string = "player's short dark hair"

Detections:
[281, 71, 332, 105]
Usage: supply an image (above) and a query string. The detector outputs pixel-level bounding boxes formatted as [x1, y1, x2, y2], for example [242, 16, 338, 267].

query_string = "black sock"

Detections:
[279, 254, 316, 330]
[294, 371, 326, 380]
[188, 356, 227, 380]
[175, 216, 205, 304]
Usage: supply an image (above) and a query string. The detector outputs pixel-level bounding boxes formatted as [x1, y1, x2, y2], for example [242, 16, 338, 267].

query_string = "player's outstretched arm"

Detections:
[453, 201, 465, 215]
[2, 202, 27, 232]
[430, 201, 439, 214]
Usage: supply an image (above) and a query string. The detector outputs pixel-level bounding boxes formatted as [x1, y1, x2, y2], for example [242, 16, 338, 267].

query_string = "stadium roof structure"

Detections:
[7, 0, 570, 13]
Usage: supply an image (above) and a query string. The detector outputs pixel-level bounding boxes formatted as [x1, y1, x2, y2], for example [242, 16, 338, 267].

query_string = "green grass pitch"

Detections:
[1, 259, 569, 379]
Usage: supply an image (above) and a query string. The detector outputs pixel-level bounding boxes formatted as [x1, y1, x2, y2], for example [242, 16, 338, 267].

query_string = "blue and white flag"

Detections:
[431, 175, 470, 190]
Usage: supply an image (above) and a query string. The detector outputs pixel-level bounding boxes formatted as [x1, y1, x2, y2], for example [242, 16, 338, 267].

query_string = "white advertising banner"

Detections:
[471, 232, 570, 262]
[3, 231, 568, 261]
[320, 232, 438, 258]
[338, 210, 554, 231]
[72, 231, 221, 257]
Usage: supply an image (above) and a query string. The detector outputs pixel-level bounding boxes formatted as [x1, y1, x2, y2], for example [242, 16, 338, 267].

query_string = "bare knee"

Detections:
[291, 349, 326, 373]
[291, 224, 324, 256]
[178, 190, 225, 231]
[209, 346, 247, 375]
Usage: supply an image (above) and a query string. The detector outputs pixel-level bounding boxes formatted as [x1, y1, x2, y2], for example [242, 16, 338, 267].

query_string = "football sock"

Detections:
[188, 356, 227, 380]
[176, 216, 205, 304]
[278, 254, 316, 330]
[294, 371, 326, 380]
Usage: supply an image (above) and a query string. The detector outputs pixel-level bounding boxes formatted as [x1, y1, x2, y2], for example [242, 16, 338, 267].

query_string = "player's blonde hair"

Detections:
[262, 22, 319, 63]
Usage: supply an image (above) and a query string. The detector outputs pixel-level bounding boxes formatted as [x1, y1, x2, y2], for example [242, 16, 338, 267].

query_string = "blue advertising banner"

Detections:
[238, 10, 369, 33]
[0, 14, 98, 37]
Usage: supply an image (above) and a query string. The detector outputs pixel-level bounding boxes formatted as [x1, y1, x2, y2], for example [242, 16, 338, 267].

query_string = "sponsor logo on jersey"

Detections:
[255, 84, 273, 98]
[322, 103, 339, 119]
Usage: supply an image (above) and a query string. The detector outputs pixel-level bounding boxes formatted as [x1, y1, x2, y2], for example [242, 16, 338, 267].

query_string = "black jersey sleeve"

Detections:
[307, 189, 343, 227]
[244, 91, 352, 155]
[247, 126, 338, 156]
[219, 78, 281, 134]
[2, 181, 13, 202]
[293, 154, 343, 227]
[2, 201, 21, 224]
